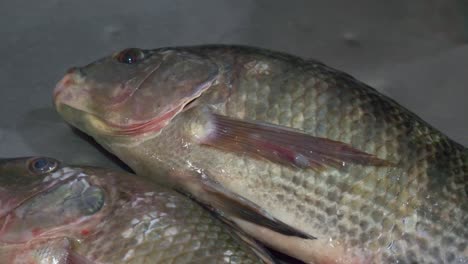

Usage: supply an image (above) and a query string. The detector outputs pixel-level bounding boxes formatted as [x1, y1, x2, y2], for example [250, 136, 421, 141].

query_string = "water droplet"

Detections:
[294, 153, 309, 167]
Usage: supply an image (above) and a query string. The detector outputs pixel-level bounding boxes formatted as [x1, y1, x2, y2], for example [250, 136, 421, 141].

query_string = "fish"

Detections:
[0, 156, 275, 264]
[54, 45, 468, 263]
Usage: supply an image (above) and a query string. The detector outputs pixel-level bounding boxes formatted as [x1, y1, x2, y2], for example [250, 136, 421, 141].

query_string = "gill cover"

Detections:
[111, 49, 219, 135]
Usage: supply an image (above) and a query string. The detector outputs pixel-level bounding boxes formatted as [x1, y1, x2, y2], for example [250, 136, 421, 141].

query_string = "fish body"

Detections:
[0, 156, 272, 263]
[54, 45, 468, 263]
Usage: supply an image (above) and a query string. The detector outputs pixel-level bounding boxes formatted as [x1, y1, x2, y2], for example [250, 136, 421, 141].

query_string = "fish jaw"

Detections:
[53, 70, 90, 113]
[53, 71, 108, 137]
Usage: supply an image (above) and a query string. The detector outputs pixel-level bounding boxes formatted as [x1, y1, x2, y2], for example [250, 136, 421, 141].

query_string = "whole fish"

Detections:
[0, 156, 273, 263]
[54, 45, 467, 263]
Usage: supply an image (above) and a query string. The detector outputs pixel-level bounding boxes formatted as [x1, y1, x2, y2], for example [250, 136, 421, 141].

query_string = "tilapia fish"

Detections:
[54, 45, 467, 263]
[0, 156, 273, 263]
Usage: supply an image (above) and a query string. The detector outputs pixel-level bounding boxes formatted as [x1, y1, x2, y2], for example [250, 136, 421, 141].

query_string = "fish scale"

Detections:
[54, 45, 467, 263]
[207, 48, 465, 263]
[77, 175, 270, 264]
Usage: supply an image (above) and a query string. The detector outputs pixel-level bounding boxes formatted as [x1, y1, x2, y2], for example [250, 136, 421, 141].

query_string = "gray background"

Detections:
[1, 0, 467, 170]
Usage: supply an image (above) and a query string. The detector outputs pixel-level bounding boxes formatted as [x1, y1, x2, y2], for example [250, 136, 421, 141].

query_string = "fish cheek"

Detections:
[0, 180, 105, 243]
[3, 237, 96, 264]
[122, 52, 219, 123]
[0, 157, 49, 188]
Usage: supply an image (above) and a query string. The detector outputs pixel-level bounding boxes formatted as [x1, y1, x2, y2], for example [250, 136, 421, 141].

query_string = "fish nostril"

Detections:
[54, 71, 79, 100]
[66, 67, 85, 76]
[66, 67, 78, 74]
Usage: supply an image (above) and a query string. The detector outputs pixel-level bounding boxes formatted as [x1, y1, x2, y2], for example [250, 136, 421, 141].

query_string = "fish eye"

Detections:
[29, 157, 59, 174]
[115, 48, 145, 64]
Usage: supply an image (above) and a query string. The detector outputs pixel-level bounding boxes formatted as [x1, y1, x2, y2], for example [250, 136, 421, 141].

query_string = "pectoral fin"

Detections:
[183, 177, 371, 264]
[173, 171, 314, 240]
[199, 114, 392, 170]
[233, 218, 373, 264]
[202, 178, 314, 239]
[214, 217, 279, 264]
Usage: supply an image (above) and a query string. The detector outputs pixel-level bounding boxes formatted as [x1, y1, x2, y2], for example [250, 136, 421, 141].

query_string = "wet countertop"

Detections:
[1, 0, 467, 169]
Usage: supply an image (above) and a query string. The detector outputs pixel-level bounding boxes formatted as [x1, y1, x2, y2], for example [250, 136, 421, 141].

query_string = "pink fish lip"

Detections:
[54, 67, 78, 102]
[54, 73, 74, 102]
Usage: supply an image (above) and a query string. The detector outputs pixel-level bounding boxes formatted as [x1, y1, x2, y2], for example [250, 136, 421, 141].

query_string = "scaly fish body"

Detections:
[0, 157, 272, 263]
[54, 46, 467, 263]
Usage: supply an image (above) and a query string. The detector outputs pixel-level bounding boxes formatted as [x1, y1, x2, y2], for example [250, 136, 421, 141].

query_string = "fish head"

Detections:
[0, 157, 114, 244]
[54, 47, 219, 138]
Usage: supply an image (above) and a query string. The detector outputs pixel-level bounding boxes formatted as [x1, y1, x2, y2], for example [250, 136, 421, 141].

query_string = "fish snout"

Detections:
[53, 67, 84, 102]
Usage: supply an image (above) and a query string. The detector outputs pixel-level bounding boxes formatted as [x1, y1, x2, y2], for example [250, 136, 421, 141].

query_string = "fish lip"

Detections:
[53, 72, 77, 102]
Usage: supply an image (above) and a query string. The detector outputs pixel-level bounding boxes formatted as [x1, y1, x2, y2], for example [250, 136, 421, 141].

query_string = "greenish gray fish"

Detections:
[0, 156, 273, 264]
[54, 45, 468, 263]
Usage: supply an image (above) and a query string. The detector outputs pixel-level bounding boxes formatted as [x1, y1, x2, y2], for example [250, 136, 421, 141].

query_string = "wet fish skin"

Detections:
[0, 156, 271, 263]
[54, 45, 468, 263]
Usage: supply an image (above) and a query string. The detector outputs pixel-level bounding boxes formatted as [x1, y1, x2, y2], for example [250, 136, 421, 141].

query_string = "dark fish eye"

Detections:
[115, 48, 145, 64]
[29, 157, 59, 174]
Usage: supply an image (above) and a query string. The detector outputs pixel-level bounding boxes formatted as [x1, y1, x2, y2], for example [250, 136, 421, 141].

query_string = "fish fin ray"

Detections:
[212, 215, 279, 264]
[200, 114, 392, 170]
[176, 173, 314, 240]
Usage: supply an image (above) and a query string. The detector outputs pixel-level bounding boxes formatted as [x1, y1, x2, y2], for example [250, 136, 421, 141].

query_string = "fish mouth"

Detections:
[53, 68, 83, 101]
[53, 71, 116, 136]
